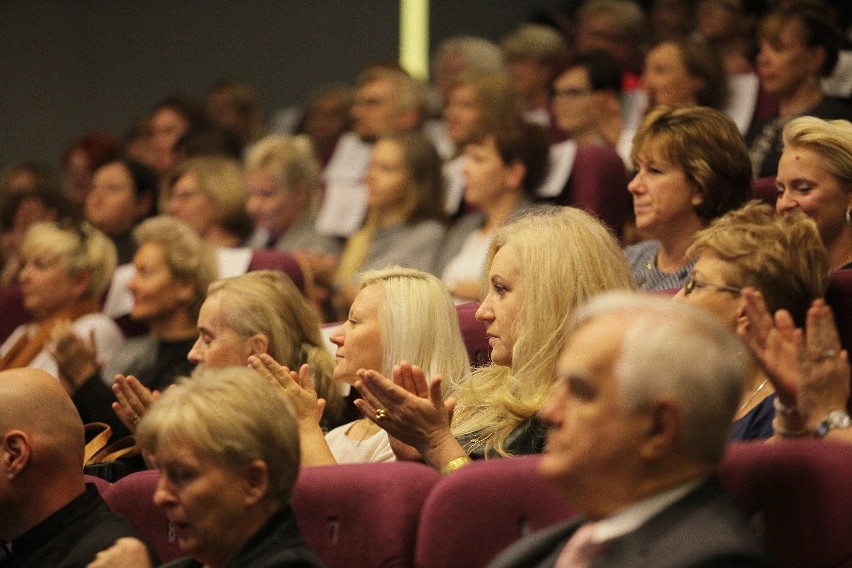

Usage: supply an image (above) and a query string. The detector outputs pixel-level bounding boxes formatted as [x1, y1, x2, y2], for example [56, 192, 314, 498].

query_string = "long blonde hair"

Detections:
[449, 207, 635, 455]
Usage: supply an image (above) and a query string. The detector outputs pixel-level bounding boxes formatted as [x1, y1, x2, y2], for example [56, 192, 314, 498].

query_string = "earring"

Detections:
[846, 208, 851, 227]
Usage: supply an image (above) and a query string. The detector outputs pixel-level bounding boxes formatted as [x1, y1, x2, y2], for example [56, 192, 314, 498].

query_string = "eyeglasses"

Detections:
[683, 275, 742, 297]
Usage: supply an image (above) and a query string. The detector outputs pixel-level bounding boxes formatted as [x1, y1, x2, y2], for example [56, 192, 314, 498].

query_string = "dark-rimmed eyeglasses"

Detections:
[683, 275, 742, 297]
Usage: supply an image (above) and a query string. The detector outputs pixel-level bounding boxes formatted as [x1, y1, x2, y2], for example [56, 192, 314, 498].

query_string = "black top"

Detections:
[458, 415, 548, 460]
[161, 506, 326, 568]
[0, 484, 157, 568]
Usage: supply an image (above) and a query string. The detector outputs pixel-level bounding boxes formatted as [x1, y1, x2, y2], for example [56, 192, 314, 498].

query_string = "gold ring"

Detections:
[131, 414, 141, 425]
[375, 408, 387, 420]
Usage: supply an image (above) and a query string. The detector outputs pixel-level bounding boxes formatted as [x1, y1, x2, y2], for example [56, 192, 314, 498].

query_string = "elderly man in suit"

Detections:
[489, 292, 771, 568]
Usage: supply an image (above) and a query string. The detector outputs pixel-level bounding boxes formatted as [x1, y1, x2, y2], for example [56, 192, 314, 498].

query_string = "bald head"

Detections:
[0, 368, 85, 467]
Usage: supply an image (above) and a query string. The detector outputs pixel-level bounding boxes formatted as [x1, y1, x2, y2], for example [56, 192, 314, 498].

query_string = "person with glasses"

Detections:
[676, 200, 830, 440]
[0, 220, 123, 381]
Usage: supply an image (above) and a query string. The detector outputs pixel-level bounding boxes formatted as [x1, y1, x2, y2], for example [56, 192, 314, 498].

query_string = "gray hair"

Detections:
[572, 292, 747, 463]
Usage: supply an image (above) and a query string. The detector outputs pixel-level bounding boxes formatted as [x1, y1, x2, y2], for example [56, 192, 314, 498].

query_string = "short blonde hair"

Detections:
[136, 367, 300, 508]
[500, 23, 570, 64]
[687, 200, 830, 327]
[357, 66, 429, 125]
[206, 271, 342, 422]
[451, 207, 636, 455]
[359, 267, 470, 386]
[245, 135, 321, 196]
[782, 117, 852, 186]
[160, 155, 252, 238]
[20, 220, 117, 298]
[133, 216, 219, 320]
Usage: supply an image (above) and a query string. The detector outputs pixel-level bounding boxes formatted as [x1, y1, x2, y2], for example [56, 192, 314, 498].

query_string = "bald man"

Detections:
[0, 368, 154, 567]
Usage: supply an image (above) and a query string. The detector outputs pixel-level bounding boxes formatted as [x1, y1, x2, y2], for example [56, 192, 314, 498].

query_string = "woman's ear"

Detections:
[72, 271, 93, 299]
[241, 459, 270, 506]
[505, 160, 528, 192]
[248, 333, 269, 357]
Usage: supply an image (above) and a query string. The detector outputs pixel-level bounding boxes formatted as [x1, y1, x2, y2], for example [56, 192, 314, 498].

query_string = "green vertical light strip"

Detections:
[399, 0, 429, 81]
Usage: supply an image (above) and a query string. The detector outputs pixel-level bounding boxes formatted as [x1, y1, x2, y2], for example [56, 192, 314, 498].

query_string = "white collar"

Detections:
[588, 478, 705, 544]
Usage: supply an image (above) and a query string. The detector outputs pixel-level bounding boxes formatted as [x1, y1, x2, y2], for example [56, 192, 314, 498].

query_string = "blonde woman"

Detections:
[0, 220, 121, 380]
[354, 207, 636, 472]
[331, 132, 447, 317]
[250, 266, 470, 466]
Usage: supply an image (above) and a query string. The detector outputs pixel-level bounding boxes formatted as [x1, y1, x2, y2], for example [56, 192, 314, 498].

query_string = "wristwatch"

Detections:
[815, 410, 852, 438]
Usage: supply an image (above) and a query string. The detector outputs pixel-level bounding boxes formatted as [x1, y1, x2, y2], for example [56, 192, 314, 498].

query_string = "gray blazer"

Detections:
[487, 478, 773, 568]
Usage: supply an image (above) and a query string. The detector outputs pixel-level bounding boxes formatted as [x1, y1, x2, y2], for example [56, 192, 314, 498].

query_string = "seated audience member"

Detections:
[437, 121, 548, 303]
[146, 95, 208, 179]
[85, 159, 157, 264]
[775, 117, 852, 272]
[441, 72, 520, 214]
[432, 36, 505, 114]
[551, 50, 623, 148]
[748, 4, 851, 178]
[574, 0, 648, 90]
[205, 79, 267, 152]
[160, 155, 255, 252]
[111, 270, 341, 433]
[642, 36, 728, 112]
[331, 132, 446, 317]
[61, 131, 120, 207]
[0, 186, 75, 286]
[244, 135, 340, 256]
[52, 216, 218, 434]
[317, 65, 428, 238]
[624, 106, 751, 291]
[500, 23, 571, 128]
[487, 293, 771, 568]
[0, 221, 122, 378]
[299, 85, 353, 167]
[0, 368, 155, 567]
[0, 161, 59, 196]
[354, 207, 635, 472]
[250, 267, 470, 466]
[88, 367, 326, 568]
[740, 291, 852, 443]
[695, 0, 764, 76]
[678, 201, 830, 440]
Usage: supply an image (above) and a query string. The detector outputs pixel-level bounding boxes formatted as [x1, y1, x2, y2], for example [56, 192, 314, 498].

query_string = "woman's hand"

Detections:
[354, 361, 466, 470]
[50, 322, 99, 396]
[798, 300, 850, 431]
[87, 537, 152, 568]
[247, 355, 325, 425]
[737, 288, 801, 406]
[111, 375, 159, 434]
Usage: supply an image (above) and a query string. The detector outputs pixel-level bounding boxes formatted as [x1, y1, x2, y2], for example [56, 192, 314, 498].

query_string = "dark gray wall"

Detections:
[1, 1, 565, 171]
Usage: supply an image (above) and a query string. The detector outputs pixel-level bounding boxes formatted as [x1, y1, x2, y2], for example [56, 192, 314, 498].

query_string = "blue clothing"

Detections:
[623, 240, 696, 292]
[730, 394, 775, 441]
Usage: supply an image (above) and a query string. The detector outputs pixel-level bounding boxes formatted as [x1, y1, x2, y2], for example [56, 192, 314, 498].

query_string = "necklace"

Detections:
[736, 379, 770, 417]
[352, 418, 377, 447]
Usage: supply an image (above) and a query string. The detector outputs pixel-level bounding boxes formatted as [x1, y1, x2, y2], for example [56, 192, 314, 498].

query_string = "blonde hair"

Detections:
[450, 207, 636, 455]
[245, 134, 322, 212]
[206, 271, 342, 422]
[782, 117, 852, 186]
[358, 267, 470, 385]
[133, 215, 219, 320]
[136, 367, 299, 508]
[687, 200, 830, 327]
[356, 66, 429, 125]
[20, 220, 117, 298]
[160, 155, 252, 239]
[500, 23, 570, 64]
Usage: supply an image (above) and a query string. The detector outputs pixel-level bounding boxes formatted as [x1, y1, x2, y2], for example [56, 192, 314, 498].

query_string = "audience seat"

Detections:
[751, 176, 777, 207]
[538, 144, 632, 239]
[456, 302, 490, 367]
[102, 470, 183, 563]
[414, 456, 575, 568]
[84, 473, 111, 494]
[293, 462, 441, 568]
[825, 269, 852, 356]
[247, 248, 306, 293]
[720, 440, 852, 568]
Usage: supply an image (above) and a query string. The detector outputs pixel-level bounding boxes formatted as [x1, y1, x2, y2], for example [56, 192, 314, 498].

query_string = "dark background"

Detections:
[1, 1, 567, 170]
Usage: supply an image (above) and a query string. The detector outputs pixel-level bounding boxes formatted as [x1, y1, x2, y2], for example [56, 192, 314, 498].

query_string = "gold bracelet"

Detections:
[440, 456, 473, 475]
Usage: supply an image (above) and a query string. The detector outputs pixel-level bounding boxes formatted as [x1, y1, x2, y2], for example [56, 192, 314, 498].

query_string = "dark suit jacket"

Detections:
[487, 478, 773, 568]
